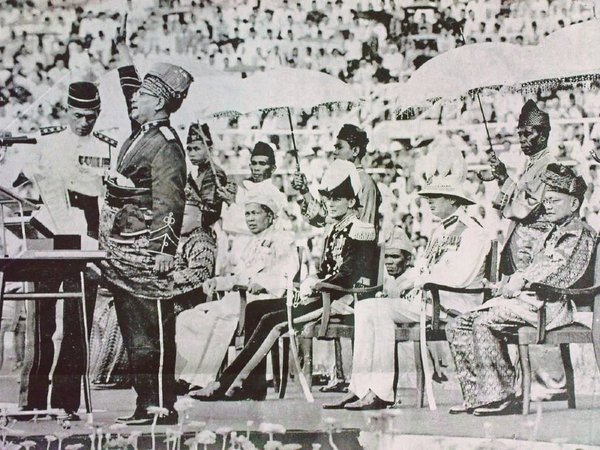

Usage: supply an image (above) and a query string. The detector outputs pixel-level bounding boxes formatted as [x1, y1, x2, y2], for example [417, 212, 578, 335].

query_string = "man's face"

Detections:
[324, 196, 353, 220]
[67, 107, 99, 136]
[130, 87, 161, 123]
[250, 155, 274, 182]
[518, 125, 546, 156]
[245, 203, 272, 234]
[424, 195, 458, 219]
[543, 191, 578, 223]
[187, 139, 210, 167]
[332, 138, 356, 161]
[385, 250, 410, 277]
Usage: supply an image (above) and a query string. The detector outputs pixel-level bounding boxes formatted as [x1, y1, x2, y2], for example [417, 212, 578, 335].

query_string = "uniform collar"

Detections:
[441, 207, 465, 229]
[140, 118, 170, 133]
[333, 212, 357, 231]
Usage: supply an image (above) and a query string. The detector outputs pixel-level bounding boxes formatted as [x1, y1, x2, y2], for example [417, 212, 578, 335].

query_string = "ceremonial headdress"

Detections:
[542, 163, 587, 202]
[337, 123, 369, 150]
[385, 227, 414, 255]
[318, 159, 362, 202]
[518, 99, 550, 130]
[251, 141, 276, 164]
[142, 62, 193, 112]
[68, 81, 100, 110]
[187, 122, 213, 146]
[418, 147, 475, 205]
[245, 183, 285, 217]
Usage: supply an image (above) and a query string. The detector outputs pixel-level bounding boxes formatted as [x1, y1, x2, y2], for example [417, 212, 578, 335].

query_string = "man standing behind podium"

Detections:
[99, 20, 193, 425]
[18, 82, 111, 421]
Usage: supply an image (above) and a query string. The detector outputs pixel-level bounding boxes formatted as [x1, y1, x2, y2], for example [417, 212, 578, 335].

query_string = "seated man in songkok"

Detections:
[191, 160, 379, 401]
[175, 184, 297, 395]
[447, 164, 596, 416]
[325, 148, 492, 410]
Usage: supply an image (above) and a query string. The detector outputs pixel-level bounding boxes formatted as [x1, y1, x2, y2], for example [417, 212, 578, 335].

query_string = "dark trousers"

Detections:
[19, 272, 97, 412]
[113, 291, 176, 412]
[217, 298, 322, 397]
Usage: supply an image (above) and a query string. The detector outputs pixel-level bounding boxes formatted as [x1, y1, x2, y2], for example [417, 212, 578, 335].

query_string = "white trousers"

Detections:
[175, 292, 240, 388]
[348, 297, 421, 403]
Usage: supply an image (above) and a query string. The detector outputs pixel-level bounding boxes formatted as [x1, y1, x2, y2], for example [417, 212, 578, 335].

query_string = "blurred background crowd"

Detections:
[2, 0, 600, 258]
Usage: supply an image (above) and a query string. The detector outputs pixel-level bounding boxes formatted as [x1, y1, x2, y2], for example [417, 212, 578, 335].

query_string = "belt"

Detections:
[105, 179, 151, 209]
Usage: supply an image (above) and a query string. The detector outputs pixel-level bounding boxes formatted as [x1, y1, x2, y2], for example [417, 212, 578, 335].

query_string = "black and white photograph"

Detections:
[1, 0, 600, 448]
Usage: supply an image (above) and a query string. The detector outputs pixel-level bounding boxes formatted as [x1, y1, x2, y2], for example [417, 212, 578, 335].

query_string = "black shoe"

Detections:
[117, 410, 178, 425]
[58, 410, 81, 422]
[322, 393, 359, 409]
[174, 380, 191, 396]
[448, 404, 475, 415]
[473, 397, 520, 416]
[432, 372, 448, 384]
[344, 393, 393, 411]
[319, 381, 349, 393]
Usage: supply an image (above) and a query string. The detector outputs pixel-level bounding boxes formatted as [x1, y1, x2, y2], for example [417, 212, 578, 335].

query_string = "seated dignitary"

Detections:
[325, 149, 492, 410]
[191, 160, 379, 401]
[176, 184, 297, 397]
[446, 164, 596, 416]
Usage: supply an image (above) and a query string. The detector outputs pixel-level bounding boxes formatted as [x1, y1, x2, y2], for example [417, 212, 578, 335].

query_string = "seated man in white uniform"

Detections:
[324, 148, 492, 410]
[175, 184, 298, 391]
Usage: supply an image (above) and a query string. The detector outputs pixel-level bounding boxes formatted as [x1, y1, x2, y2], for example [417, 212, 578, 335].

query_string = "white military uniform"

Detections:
[176, 226, 298, 388]
[349, 208, 492, 403]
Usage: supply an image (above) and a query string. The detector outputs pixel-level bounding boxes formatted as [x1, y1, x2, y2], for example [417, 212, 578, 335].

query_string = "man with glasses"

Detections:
[99, 24, 193, 425]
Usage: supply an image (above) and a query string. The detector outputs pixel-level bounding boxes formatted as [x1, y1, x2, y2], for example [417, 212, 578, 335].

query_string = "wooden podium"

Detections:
[0, 185, 106, 421]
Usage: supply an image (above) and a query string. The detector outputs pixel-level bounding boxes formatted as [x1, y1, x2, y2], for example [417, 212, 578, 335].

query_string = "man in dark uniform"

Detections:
[100, 34, 193, 425]
[17, 81, 115, 421]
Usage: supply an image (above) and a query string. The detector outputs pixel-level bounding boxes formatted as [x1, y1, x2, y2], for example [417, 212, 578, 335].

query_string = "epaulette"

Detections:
[40, 125, 66, 136]
[349, 219, 376, 241]
[159, 126, 177, 141]
[93, 131, 117, 147]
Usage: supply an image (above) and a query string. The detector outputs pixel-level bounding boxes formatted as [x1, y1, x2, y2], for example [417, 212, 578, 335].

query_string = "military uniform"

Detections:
[99, 64, 190, 416]
[349, 208, 491, 404]
[18, 90, 116, 415]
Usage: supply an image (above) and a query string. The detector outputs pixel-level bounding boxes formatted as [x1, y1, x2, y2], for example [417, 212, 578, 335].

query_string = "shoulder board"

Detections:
[40, 125, 66, 136]
[159, 126, 177, 141]
[349, 219, 376, 241]
[93, 131, 117, 147]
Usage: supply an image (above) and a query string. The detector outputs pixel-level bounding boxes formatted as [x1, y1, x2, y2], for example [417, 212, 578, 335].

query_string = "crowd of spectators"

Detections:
[2, 0, 600, 257]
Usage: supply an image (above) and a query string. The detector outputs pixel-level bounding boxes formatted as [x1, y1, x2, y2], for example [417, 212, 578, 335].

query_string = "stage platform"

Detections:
[1, 368, 600, 449]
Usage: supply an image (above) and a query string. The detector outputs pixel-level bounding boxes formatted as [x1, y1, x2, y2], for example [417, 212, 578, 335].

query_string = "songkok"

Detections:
[318, 159, 362, 201]
[542, 163, 587, 201]
[518, 99, 550, 130]
[337, 124, 369, 150]
[386, 227, 414, 254]
[142, 62, 193, 107]
[245, 183, 284, 217]
[251, 141, 276, 165]
[187, 122, 213, 146]
[68, 81, 100, 110]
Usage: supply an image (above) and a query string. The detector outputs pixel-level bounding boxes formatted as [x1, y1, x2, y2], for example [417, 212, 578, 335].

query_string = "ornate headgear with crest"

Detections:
[542, 163, 587, 203]
[518, 99, 550, 130]
[187, 122, 213, 146]
[418, 147, 475, 205]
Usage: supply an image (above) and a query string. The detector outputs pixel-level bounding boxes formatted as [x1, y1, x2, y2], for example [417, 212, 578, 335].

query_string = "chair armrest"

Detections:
[529, 282, 600, 299]
[423, 283, 489, 331]
[317, 282, 383, 296]
[236, 288, 247, 336]
[318, 291, 332, 337]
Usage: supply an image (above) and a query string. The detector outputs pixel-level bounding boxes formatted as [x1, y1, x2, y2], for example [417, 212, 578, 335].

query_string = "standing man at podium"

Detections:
[99, 20, 193, 425]
[17, 82, 115, 421]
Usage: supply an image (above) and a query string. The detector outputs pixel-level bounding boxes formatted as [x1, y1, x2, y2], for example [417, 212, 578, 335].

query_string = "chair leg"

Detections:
[559, 344, 576, 409]
[519, 344, 531, 415]
[279, 337, 290, 399]
[413, 341, 424, 408]
[299, 337, 313, 391]
[334, 338, 345, 381]
[271, 344, 281, 394]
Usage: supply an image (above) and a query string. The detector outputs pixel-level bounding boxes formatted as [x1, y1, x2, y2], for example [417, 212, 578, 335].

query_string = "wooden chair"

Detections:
[505, 240, 600, 415]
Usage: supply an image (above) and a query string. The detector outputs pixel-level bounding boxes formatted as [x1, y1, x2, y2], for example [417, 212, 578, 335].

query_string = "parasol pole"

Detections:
[457, 28, 498, 182]
[286, 107, 301, 170]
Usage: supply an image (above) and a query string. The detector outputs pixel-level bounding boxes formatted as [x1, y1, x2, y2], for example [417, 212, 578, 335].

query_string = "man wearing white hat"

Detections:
[191, 160, 379, 401]
[324, 149, 491, 410]
[175, 183, 297, 400]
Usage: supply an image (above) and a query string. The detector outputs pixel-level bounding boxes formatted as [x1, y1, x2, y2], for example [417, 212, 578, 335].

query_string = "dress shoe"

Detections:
[473, 397, 520, 416]
[345, 392, 393, 411]
[448, 404, 475, 415]
[174, 380, 192, 396]
[117, 410, 178, 425]
[319, 380, 349, 393]
[432, 372, 448, 383]
[322, 392, 359, 409]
